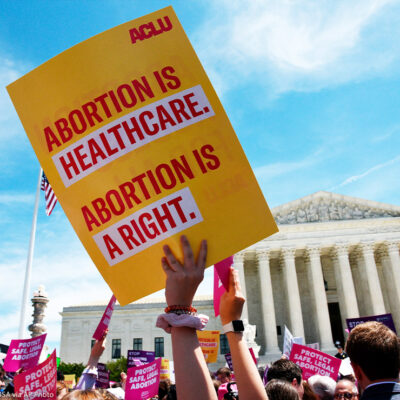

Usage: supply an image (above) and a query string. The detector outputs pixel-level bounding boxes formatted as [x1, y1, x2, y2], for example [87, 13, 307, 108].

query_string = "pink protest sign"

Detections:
[249, 348, 257, 365]
[125, 358, 161, 400]
[290, 343, 341, 381]
[213, 266, 226, 317]
[93, 294, 116, 340]
[3, 333, 46, 372]
[214, 256, 233, 290]
[14, 349, 57, 399]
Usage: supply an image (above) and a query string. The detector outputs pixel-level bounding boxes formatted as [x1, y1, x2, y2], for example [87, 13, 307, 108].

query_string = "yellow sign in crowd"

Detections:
[7, 7, 277, 305]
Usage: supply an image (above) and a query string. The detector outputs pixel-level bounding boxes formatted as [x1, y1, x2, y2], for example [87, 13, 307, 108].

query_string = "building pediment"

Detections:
[272, 191, 400, 225]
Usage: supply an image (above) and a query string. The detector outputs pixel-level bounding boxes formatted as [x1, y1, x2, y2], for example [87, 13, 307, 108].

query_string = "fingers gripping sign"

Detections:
[220, 267, 246, 325]
[162, 235, 207, 307]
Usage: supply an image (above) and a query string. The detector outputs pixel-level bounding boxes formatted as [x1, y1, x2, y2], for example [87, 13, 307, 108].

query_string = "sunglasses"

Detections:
[334, 393, 356, 399]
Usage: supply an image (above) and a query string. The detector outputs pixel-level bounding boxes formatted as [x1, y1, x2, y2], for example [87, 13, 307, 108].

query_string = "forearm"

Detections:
[171, 327, 217, 400]
[227, 332, 267, 400]
[87, 355, 100, 369]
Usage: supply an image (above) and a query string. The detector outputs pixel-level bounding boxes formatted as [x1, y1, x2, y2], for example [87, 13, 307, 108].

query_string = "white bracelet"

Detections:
[156, 313, 209, 333]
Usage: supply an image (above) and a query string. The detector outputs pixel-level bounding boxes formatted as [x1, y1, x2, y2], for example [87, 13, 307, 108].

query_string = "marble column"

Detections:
[387, 242, 400, 295]
[359, 242, 386, 315]
[305, 247, 335, 351]
[256, 250, 281, 356]
[379, 242, 400, 330]
[331, 245, 359, 321]
[233, 252, 248, 321]
[281, 248, 304, 339]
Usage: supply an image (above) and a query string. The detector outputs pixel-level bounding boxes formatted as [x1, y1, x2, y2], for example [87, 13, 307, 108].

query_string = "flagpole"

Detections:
[18, 167, 43, 339]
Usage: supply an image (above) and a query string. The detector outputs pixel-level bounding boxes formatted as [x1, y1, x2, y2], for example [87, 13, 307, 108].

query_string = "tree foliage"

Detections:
[106, 356, 127, 382]
[58, 362, 85, 378]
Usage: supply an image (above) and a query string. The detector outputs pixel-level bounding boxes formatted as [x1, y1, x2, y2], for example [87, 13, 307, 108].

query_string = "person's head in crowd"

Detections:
[346, 321, 400, 390]
[308, 375, 336, 400]
[303, 381, 319, 400]
[62, 390, 104, 400]
[340, 374, 355, 383]
[216, 367, 232, 384]
[57, 370, 65, 381]
[335, 341, 344, 354]
[165, 384, 177, 400]
[334, 379, 358, 400]
[267, 359, 304, 399]
[56, 381, 68, 400]
[158, 378, 171, 399]
[265, 379, 300, 400]
[97, 388, 119, 400]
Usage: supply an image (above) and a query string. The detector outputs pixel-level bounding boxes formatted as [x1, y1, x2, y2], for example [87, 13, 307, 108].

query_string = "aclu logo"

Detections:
[129, 16, 172, 44]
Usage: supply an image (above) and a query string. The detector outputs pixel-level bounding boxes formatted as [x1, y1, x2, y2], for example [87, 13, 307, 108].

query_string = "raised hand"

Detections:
[219, 267, 245, 325]
[162, 235, 207, 307]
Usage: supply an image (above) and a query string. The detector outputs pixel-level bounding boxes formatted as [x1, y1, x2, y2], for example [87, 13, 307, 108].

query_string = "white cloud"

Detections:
[0, 56, 26, 123]
[254, 147, 324, 181]
[193, 0, 400, 97]
[329, 154, 400, 191]
[0, 219, 109, 348]
[0, 193, 34, 205]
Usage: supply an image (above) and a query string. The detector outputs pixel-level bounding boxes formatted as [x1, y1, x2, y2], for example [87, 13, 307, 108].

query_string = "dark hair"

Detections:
[346, 321, 400, 381]
[302, 381, 318, 400]
[57, 370, 65, 381]
[267, 359, 302, 385]
[265, 379, 299, 400]
[217, 367, 232, 378]
[158, 378, 171, 399]
[166, 384, 177, 400]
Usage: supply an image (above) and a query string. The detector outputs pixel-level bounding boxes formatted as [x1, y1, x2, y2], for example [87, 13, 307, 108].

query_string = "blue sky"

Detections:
[1, 0, 400, 355]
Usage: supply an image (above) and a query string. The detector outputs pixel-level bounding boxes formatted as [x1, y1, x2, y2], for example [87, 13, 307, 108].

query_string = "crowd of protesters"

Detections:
[1, 236, 399, 399]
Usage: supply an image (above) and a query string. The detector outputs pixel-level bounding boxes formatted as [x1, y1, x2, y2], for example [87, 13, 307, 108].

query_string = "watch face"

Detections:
[232, 320, 244, 332]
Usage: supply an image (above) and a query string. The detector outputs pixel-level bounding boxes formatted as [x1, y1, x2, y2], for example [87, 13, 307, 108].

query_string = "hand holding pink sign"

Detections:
[213, 256, 234, 317]
[3, 333, 46, 372]
[214, 256, 233, 290]
[93, 295, 116, 340]
[213, 266, 226, 317]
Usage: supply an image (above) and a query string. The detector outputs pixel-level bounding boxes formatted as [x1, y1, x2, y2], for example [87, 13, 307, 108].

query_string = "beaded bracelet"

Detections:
[164, 305, 197, 314]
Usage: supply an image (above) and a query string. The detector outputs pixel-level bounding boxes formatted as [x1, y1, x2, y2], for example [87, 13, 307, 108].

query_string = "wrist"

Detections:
[222, 320, 245, 334]
[87, 357, 100, 367]
[167, 299, 193, 307]
[220, 317, 241, 326]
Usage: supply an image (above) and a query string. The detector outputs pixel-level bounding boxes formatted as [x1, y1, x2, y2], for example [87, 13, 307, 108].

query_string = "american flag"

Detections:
[41, 172, 57, 216]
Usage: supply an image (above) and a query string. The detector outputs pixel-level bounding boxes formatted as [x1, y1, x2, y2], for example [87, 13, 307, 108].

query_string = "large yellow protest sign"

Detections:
[197, 330, 220, 363]
[7, 7, 278, 305]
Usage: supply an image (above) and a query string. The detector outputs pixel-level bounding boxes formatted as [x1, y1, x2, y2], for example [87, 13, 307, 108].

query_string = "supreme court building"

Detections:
[60, 191, 400, 365]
